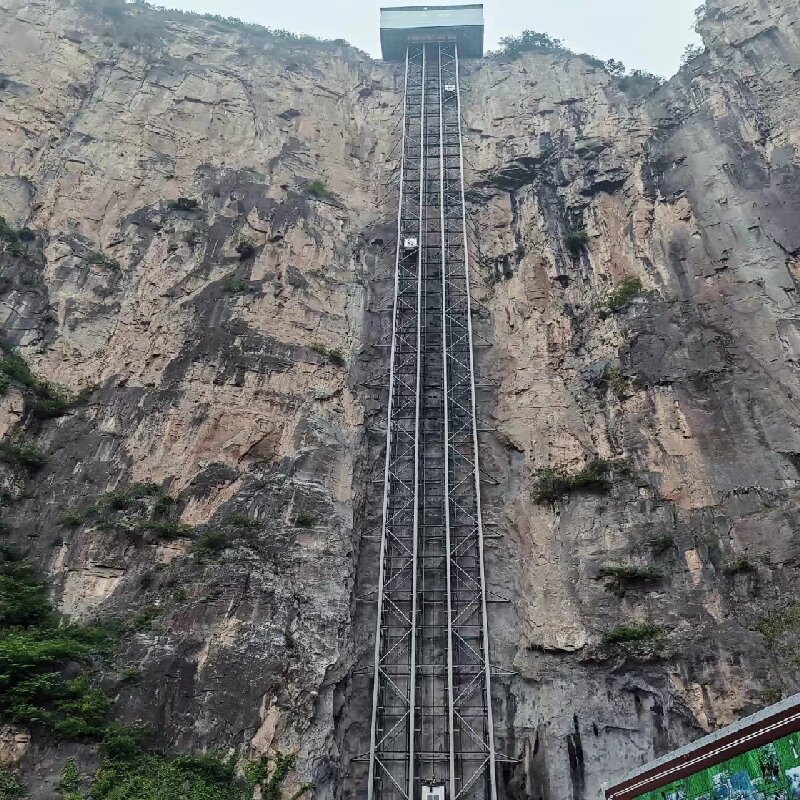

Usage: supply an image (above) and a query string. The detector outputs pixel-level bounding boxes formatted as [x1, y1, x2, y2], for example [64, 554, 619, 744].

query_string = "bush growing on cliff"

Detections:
[0, 342, 91, 419]
[0, 547, 113, 739]
[0, 438, 48, 469]
[723, 556, 757, 575]
[235, 237, 257, 260]
[564, 229, 589, 258]
[0, 766, 24, 800]
[598, 563, 662, 585]
[603, 623, 663, 646]
[532, 457, 623, 503]
[597, 277, 643, 316]
[85, 250, 121, 272]
[495, 31, 567, 59]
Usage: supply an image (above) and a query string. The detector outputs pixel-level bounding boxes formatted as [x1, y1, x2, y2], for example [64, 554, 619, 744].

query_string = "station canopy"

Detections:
[380, 4, 484, 61]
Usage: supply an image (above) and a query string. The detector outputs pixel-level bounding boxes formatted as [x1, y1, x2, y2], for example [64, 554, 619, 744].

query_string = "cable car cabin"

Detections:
[379, 4, 485, 61]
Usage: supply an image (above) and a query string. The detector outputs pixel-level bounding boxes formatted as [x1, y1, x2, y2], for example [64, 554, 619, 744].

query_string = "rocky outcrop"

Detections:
[1, 0, 800, 798]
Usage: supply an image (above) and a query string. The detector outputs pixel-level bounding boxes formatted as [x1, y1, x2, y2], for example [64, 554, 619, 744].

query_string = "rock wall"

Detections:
[0, 0, 799, 798]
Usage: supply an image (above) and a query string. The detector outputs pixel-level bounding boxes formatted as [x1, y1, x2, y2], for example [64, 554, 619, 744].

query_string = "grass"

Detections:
[0, 438, 47, 469]
[723, 556, 757, 575]
[294, 514, 315, 529]
[224, 514, 258, 530]
[598, 564, 662, 583]
[141, 520, 192, 538]
[597, 277, 643, 316]
[564, 229, 589, 258]
[532, 457, 622, 503]
[603, 623, 663, 646]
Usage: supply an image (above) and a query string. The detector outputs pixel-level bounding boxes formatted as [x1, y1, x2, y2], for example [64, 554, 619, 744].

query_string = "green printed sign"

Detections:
[635, 731, 800, 800]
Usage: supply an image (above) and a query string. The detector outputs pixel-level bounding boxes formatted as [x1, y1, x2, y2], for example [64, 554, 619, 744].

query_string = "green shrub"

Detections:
[757, 605, 800, 643]
[306, 180, 334, 200]
[723, 556, 757, 575]
[495, 30, 567, 59]
[599, 365, 631, 398]
[224, 274, 250, 293]
[60, 759, 81, 793]
[328, 349, 346, 367]
[126, 609, 159, 633]
[0, 547, 52, 627]
[293, 514, 315, 529]
[141, 520, 192, 538]
[224, 514, 257, 530]
[0, 438, 47, 469]
[532, 457, 620, 503]
[102, 482, 162, 511]
[598, 563, 662, 583]
[192, 530, 229, 557]
[603, 623, 662, 646]
[235, 238, 257, 260]
[597, 277, 643, 315]
[564, 230, 589, 258]
[0, 345, 89, 419]
[0, 766, 25, 800]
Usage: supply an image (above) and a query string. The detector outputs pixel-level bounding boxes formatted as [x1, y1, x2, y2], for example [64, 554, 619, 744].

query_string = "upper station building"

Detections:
[379, 4, 484, 61]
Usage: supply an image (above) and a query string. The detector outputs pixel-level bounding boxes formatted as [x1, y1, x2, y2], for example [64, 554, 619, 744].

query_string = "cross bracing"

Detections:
[367, 42, 497, 800]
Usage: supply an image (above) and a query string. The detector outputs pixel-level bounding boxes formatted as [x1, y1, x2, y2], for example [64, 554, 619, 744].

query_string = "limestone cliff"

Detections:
[0, 0, 799, 798]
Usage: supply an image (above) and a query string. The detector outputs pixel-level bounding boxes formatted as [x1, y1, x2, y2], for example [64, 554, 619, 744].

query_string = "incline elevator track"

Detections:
[367, 42, 497, 800]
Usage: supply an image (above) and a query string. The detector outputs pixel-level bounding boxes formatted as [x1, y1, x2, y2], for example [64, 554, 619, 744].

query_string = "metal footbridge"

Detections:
[368, 9, 496, 800]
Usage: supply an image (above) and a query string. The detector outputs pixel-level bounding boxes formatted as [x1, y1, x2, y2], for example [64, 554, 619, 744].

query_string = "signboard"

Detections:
[634, 729, 800, 800]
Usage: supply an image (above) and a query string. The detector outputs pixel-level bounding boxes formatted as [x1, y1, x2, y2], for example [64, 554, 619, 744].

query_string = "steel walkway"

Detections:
[367, 42, 497, 800]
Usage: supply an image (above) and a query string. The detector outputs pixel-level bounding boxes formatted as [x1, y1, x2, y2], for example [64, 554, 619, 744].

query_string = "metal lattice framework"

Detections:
[368, 42, 497, 800]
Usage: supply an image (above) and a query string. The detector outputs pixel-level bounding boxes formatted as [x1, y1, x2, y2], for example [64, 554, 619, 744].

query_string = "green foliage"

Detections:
[141, 520, 192, 538]
[293, 514, 315, 529]
[532, 458, 622, 503]
[0, 438, 47, 469]
[85, 251, 121, 271]
[757, 604, 800, 643]
[0, 548, 112, 739]
[167, 197, 199, 211]
[126, 608, 160, 633]
[0, 547, 51, 627]
[0, 766, 25, 800]
[597, 277, 644, 316]
[310, 343, 346, 368]
[102, 482, 162, 511]
[306, 180, 336, 201]
[495, 30, 567, 59]
[603, 623, 663, 646]
[598, 563, 662, 584]
[723, 555, 757, 575]
[0, 345, 89, 419]
[246, 753, 312, 800]
[60, 759, 81, 793]
[235, 237, 257, 260]
[192, 530, 229, 557]
[564, 229, 589, 258]
[224, 274, 250, 293]
[599, 365, 632, 398]
[617, 69, 664, 95]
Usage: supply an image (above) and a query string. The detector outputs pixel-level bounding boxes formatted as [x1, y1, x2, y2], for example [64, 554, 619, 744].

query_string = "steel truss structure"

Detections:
[368, 42, 497, 800]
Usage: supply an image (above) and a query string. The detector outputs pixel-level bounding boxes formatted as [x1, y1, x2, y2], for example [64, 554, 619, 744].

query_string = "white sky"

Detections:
[150, 0, 703, 77]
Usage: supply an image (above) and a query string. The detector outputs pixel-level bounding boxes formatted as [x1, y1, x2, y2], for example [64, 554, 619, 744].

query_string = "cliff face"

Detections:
[0, 0, 799, 798]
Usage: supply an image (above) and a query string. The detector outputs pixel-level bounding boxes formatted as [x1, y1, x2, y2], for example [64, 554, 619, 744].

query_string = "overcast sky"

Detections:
[150, 0, 703, 77]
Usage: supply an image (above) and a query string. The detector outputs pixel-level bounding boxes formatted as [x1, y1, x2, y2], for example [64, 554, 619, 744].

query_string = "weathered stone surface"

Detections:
[1, 0, 800, 798]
